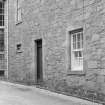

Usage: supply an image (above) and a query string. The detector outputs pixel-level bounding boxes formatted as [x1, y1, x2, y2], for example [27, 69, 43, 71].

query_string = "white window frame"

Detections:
[70, 28, 83, 71]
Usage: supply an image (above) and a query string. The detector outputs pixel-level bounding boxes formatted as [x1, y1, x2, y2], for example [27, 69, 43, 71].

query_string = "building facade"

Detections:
[8, 0, 105, 93]
[0, 0, 8, 78]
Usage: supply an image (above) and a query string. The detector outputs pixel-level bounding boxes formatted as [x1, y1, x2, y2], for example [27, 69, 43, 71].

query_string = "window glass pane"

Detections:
[77, 33, 81, 49]
[2, 15, 4, 25]
[79, 51, 82, 57]
[0, 3, 2, 9]
[73, 34, 76, 43]
[81, 33, 83, 48]
[79, 32, 83, 48]
[0, 42, 4, 51]
[0, 54, 4, 60]
[77, 33, 80, 41]
[76, 34, 78, 49]
[77, 41, 80, 49]
[2, 2, 4, 9]
[0, 21, 2, 26]
[73, 34, 76, 49]
[0, 15, 2, 20]
[0, 29, 4, 34]
[0, 70, 4, 76]
[0, 9, 2, 14]
[0, 29, 4, 51]
[0, 9, 3, 14]
[73, 43, 76, 49]
[74, 51, 78, 57]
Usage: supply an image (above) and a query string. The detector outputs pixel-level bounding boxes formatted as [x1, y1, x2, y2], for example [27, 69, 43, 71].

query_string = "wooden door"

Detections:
[36, 39, 43, 83]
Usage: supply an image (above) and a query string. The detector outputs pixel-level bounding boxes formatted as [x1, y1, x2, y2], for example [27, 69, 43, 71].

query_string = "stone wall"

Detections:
[8, 0, 105, 93]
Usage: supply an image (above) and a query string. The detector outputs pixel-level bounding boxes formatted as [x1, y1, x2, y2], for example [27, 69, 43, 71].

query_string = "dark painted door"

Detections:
[36, 39, 43, 84]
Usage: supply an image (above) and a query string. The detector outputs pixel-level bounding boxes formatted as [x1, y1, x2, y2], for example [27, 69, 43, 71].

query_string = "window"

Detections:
[0, 70, 4, 76]
[16, 44, 22, 53]
[0, 29, 4, 51]
[70, 28, 83, 71]
[0, 1, 4, 26]
[17, 44, 21, 50]
[0, 1, 5, 76]
[16, 0, 22, 23]
[0, 1, 4, 52]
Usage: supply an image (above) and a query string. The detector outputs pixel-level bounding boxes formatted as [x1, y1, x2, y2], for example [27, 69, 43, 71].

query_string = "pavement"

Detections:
[0, 81, 101, 105]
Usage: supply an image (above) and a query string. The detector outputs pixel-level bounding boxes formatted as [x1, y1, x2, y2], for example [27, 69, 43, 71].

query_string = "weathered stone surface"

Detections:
[8, 0, 105, 95]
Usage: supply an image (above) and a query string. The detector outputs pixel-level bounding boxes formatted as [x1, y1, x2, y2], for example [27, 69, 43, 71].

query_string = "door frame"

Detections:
[34, 39, 43, 84]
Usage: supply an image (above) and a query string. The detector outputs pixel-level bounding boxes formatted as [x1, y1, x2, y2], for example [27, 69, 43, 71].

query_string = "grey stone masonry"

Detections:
[8, 0, 105, 96]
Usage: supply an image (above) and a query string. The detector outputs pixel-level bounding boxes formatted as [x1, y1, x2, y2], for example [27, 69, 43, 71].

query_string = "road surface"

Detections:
[0, 81, 100, 105]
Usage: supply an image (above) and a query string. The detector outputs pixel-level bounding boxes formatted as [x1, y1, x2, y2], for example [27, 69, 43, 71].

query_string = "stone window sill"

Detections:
[16, 21, 22, 25]
[67, 71, 86, 76]
[16, 51, 22, 54]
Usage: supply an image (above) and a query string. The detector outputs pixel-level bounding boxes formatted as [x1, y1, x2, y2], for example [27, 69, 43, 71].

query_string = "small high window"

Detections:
[70, 28, 83, 71]
[16, 44, 22, 53]
[17, 44, 21, 50]
[16, 0, 22, 23]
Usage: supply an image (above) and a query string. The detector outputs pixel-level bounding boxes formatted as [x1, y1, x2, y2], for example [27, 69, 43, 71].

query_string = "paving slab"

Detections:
[0, 81, 102, 105]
